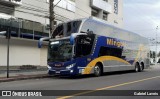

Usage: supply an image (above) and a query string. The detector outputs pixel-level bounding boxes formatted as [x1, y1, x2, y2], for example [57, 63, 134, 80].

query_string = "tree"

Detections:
[150, 51, 153, 58]
[152, 51, 156, 58]
[158, 58, 160, 63]
[150, 51, 156, 63]
[150, 51, 156, 58]
[157, 51, 160, 57]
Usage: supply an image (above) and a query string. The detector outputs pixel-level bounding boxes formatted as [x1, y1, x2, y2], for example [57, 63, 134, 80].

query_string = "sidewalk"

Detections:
[150, 64, 160, 68]
[0, 66, 50, 82]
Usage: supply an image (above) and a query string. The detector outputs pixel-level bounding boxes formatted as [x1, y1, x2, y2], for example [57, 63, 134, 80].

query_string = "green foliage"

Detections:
[157, 51, 160, 57]
[150, 51, 156, 58]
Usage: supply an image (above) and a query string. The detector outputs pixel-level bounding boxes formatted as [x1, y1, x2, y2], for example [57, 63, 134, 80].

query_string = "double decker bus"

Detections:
[38, 17, 150, 77]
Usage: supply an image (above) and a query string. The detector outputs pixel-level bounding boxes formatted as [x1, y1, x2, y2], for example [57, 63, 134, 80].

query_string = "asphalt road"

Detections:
[0, 65, 160, 99]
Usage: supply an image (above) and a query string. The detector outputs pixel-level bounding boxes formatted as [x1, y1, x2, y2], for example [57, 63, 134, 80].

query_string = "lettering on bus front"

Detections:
[107, 38, 126, 48]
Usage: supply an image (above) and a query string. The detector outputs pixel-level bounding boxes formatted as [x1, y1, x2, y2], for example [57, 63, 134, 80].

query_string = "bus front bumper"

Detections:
[48, 69, 74, 76]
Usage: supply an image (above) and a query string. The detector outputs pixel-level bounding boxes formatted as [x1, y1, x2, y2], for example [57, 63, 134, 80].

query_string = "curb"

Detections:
[0, 74, 50, 83]
[0, 66, 48, 71]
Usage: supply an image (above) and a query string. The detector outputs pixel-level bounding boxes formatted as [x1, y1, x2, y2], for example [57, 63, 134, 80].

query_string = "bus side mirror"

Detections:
[38, 37, 50, 48]
[70, 34, 75, 45]
[87, 31, 93, 35]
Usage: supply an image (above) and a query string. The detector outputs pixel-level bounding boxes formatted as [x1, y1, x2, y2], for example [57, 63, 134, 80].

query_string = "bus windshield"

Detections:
[48, 39, 73, 62]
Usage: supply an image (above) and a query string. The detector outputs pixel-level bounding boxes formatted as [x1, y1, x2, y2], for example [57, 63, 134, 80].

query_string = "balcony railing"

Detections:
[0, 0, 22, 6]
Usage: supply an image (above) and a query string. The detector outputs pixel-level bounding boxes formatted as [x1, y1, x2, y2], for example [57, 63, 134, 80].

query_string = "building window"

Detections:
[69, 0, 75, 2]
[91, 8, 99, 17]
[114, 20, 118, 24]
[103, 12, 108, 21]
[103, 0, 108, 2]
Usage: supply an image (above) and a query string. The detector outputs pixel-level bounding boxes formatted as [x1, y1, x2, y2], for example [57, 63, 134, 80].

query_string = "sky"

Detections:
[123, 0, 160, 52]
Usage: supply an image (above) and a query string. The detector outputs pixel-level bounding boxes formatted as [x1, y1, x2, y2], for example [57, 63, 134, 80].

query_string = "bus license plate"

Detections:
[56, 71, 60, 74]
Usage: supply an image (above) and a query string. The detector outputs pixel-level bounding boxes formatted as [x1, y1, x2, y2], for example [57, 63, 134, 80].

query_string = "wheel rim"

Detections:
[94, 66, 100, 75]
[140, 64, 144, 71]
[135, 66, 138, 72]
[140, 65, 142, 71]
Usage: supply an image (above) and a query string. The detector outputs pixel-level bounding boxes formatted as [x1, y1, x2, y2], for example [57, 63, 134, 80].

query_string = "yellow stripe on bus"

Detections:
[82, 56, 131, 74]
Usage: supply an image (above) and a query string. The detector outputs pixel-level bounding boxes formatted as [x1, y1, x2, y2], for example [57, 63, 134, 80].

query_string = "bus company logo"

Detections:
[107, 38, 126, 48]
[2, 91, 11, 96]
[55, 64, 62, 67]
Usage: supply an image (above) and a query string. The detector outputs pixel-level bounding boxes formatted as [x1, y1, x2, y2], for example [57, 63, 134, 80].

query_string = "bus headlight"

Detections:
[66, 63, 75, 69]
[48, 66, 51, 69]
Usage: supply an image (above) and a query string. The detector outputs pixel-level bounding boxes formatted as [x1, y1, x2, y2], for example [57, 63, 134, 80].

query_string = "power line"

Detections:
[17, 4, 73, 20]
[22, 2, 48, 12]
[0, 5, 71, 23]
[63, 0, 91, 15]
[20, 1, 87, 20]
[15, 9, 48, 19]
[0, 0, 90, 23]
[24, 0, 91, 16]
[54, 0, 62, 8]
[34, 0, 47, 4]
[19, 6, 48, 14]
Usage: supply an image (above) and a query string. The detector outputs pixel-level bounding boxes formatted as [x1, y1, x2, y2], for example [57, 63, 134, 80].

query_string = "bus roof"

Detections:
[86, 17, 144, 38]
[56, 17, 148, 43]
[66, 17, 147, 39]
[83, 17, 148, 43]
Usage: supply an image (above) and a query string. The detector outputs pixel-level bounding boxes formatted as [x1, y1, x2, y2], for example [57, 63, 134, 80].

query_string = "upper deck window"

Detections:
[66, 21, 81, 36]
[51, 20, 81, 38]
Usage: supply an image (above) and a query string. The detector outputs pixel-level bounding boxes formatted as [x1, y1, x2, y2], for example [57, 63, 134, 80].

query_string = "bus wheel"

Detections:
[94, 65, 102, 77]
[135, 63, 141, 72]
[140, 63, 144, 71]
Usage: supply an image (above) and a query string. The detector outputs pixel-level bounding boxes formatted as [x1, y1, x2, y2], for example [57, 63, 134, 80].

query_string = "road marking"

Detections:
[57, 76, 160, 99]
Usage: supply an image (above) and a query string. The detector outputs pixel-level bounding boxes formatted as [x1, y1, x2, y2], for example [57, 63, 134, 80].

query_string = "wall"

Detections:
[108, 0, 123, 28]
[14, 0, 49, 24]
[14, 0, 76, 24]
[0, 37, 47, 66]
[75, 0, 91, 19]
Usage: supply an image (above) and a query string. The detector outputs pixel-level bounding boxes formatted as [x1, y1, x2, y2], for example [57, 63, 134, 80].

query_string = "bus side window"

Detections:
[99, 47, 122, 58]
[75, 34, 95, 57]
[52, 25, 63, 38]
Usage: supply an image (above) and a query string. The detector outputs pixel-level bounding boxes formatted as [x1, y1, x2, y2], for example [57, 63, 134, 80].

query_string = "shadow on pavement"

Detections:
[49, 70, 146, 79]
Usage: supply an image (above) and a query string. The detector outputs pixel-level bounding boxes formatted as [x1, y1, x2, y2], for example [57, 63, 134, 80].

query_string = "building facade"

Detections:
[0, 0, 123, 67]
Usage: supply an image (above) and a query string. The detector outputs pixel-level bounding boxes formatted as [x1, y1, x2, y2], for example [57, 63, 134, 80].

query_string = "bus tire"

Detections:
[140, 62, 144, 71]
[135, 63, 141, 72]
[94, 64, 102, 77]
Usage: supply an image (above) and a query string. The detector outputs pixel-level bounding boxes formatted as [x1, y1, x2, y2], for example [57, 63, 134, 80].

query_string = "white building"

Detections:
[0, 0, 123, 67]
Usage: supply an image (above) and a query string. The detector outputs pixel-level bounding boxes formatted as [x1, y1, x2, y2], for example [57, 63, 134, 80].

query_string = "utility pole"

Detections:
[6, 28, 10, 78]
[156, 26, 158, 65]
[49, 0, 55, 38]
[0, 25, 11, 78]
